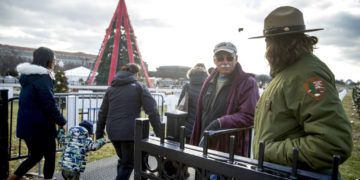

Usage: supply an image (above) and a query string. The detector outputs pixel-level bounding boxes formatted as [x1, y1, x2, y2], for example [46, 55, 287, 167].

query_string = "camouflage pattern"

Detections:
[58, 127, 106, 172]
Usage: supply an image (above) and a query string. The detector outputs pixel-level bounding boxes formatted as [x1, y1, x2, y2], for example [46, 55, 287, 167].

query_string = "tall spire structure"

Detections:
[87, 0, 151, 86]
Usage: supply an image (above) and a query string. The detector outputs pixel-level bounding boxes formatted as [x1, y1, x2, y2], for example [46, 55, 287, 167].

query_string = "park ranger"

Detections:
[250, 6, 352, 173]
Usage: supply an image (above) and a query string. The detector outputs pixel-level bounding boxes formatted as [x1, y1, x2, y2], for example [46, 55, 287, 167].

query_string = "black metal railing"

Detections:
[134, 119, 337, 180]
[0, 90, 9, 179]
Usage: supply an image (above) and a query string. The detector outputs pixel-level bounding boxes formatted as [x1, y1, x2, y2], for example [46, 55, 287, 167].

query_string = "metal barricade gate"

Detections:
[3, 91, 165, 178]
[134, 119, 338, 180]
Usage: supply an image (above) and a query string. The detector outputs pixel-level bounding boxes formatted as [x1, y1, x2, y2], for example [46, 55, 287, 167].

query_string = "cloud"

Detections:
[0, 0, 359, 81]
[0, 0, 115, 52]
[313, 11, 360, 63]
[320, 12, 360, 45]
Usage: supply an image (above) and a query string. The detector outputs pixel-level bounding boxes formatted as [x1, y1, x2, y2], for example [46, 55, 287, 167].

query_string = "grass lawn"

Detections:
[339, 89, 360, 180]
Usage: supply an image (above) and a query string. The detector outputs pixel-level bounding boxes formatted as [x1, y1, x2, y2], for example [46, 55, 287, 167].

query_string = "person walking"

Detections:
[177, 63, 208, 141]
[58, 120, 106, 180]
[96, 63, 161, 180]
[9, 47, 67, 180]
[250, 6, 352, 173]
[190, 42, 259, 156]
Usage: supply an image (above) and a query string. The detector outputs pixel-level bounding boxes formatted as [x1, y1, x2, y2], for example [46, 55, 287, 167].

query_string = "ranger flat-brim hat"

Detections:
[249, 6, 323, 39]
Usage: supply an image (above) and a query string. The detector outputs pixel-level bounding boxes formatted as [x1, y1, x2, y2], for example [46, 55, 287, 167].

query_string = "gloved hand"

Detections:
[204, 119, 221, 131]
[57, 128, 66, 145]
[198, 119, 221, 147]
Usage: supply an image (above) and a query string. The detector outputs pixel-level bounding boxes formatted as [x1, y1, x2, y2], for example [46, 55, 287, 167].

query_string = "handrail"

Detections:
[207, 126, 253, 137]
[134, 119, 334, 179]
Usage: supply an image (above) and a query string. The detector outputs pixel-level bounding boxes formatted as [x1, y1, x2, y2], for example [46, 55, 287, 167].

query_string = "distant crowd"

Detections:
[353, 83, 360, 117]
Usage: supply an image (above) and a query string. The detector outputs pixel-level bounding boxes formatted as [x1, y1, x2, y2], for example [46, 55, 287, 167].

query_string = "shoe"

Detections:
[7, 174, 28, 180]
[7, 174, 19, 180]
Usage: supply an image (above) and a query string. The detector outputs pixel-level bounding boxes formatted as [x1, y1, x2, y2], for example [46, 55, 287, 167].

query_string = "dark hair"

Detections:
[32, 47, 55, 69]
[265, 33, 318, 76]
[120, 63, 140, 74]
[208, 67, 215, 74]
[79, 120, 93, 135]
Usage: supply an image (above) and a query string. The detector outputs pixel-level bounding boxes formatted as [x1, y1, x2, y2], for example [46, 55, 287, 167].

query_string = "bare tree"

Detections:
[0, 50, 29, 77]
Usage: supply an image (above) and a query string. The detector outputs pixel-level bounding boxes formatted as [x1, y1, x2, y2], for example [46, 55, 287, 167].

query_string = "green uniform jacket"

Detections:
[253, 53, 352, 170]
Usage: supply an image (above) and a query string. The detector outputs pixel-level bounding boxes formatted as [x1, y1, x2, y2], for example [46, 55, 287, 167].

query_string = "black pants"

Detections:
[112, 140, 134, 180]
[14, 138, 56, 179]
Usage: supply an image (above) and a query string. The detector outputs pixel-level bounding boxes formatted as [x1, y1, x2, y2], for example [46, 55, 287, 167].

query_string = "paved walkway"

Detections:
[54, 155, 195, 180]
[54, 156, 132, 180]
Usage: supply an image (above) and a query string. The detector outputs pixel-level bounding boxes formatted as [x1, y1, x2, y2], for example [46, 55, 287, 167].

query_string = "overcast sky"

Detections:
[0, 0, 359, 81]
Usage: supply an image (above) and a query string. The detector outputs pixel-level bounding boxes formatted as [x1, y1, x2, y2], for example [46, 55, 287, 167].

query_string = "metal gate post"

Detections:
[0, 90, 9, 179]
[134, 118, 149, 180]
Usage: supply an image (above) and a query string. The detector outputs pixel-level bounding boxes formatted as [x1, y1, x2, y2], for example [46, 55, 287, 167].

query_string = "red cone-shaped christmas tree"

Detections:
[87, 0, 151, 86]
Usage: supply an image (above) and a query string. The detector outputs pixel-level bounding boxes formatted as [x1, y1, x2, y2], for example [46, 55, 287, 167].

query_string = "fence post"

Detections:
[67, 95, 77, 128]
[134, 118, 149, 180]
[0, 90, 9, 179]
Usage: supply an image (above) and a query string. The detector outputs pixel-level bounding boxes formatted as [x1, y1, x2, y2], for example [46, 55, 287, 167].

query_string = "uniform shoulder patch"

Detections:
[303, 76, 325, 101]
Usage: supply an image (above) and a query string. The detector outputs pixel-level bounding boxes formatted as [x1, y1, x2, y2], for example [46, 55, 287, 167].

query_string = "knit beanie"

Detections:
[79, 120, 94, 135]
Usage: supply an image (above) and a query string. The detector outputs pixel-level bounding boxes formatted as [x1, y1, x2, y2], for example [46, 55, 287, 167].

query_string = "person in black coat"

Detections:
[9, 47, 67, 180]
[177, 63, 208, 141]
[96, 63, 161, 180]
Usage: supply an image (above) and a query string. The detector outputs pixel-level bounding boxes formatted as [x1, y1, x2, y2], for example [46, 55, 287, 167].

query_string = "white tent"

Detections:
[65, 66, 97, 84]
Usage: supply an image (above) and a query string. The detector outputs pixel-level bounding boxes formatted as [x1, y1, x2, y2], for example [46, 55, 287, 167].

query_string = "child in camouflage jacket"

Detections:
[58, 120, 106, 180]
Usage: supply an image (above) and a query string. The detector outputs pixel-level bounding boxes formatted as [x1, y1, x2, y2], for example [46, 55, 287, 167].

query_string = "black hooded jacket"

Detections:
[96, 71, 161, 140]
[178, 68, 208, 137]
[16, 63, 66, 139]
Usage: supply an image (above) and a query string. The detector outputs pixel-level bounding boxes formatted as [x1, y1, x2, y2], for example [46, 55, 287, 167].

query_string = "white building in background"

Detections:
[0, 44, 96, 68]
[65, 66, 97, 85]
